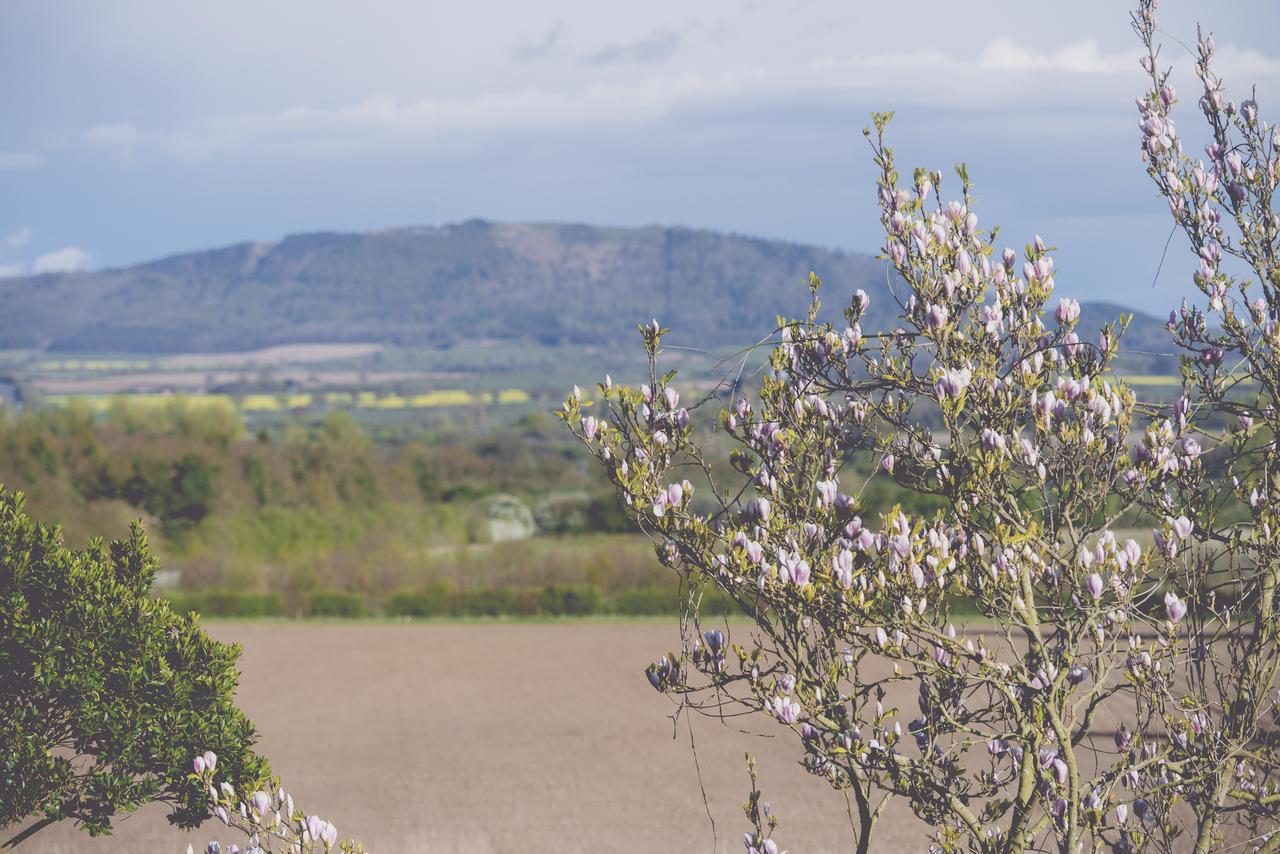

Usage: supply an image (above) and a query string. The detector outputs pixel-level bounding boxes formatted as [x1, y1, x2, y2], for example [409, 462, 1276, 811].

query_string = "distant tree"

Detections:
[0, 487, 268, 846]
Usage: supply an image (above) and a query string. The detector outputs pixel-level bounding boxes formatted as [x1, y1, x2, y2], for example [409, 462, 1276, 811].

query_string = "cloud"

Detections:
[582, 28, 682, 65]
[3, 227, 33, 252]
[0, 151, 43, 170]
[32, 246, 91, 274]
[976, 38, 1130, 74]
[83, 123, 143, 157]
[73, 37, 1279, 162]
[511, 20, 564, 62]
[0, 263, 24, 278]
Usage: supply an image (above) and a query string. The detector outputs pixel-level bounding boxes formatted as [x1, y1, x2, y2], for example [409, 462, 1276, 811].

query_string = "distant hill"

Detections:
[0, 220, 1177, 371]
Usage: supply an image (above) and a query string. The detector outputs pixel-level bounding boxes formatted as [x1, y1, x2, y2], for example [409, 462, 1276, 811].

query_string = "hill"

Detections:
[0, 220, 1176, 371]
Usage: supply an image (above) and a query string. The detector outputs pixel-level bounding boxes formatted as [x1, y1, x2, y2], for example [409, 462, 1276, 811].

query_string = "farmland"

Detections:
[22, 622, 931, 854]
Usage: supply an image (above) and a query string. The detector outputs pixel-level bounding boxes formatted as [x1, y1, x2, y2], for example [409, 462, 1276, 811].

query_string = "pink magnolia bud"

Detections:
[754, 497, 771, 522]
[582, 416, 598, 442]
[1085, 573, 1104, 600]
[193, 755, 206, 774]
[925, 303, 949, 329]
[1054, 298, 1080, 325]
[1165, 592, 1188, 623]
[204, 751, 217, 772]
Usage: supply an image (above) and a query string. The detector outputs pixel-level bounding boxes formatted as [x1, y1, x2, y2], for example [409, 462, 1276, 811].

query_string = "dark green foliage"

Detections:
[454, 588, 517, 617]
[384, 581, 453, 618]
[163, 591, 285, 618]
[611, 585, 682, 615]
[538, 583, 602, 616]
[306, 591, 366, 619]
[0, 488, 269, 840]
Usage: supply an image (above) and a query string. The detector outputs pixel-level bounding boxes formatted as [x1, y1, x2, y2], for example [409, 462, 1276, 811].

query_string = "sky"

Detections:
[1, 1, 1278, 313]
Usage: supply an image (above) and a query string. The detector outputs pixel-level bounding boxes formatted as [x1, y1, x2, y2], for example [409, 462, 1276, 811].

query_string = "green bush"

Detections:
[384, 581, 454, 618]
[539, 583, 602, 615]
[0, 488, 269, 843]
[307, 590, 366, 619]
[454, 587, 516, 617]
[164, 590, 285, 618]
[611, 585, 681, 615]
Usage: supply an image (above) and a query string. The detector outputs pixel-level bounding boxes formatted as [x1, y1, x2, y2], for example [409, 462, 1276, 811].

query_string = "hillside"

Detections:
[0, 220, 1177, 371]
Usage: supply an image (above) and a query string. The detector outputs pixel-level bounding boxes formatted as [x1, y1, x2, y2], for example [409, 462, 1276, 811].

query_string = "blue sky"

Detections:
[1, 0, 1277, 313]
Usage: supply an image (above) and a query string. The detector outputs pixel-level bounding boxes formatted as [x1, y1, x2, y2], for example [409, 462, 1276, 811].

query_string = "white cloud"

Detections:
[0, 151, 42, 170]
[32, 246, 91, 274]
[83, 123, 142, 149]
[3, 227, 33, 252]
[0, 263, 25, 278]
[976, 38, 1130, 74]
[74, 35, 1279, 162]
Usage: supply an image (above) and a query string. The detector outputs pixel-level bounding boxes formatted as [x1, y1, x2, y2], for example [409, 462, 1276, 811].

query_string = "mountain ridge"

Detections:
[0, 220, 1177, 371]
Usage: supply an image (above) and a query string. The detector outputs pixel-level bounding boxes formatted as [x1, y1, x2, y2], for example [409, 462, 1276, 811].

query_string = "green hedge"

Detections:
[162, 580, 745, 619]
[306, 590, 366, 618]
[163, 590, 284, 618]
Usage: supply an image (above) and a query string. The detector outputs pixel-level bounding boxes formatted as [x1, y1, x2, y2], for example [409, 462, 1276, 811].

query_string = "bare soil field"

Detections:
[22, 622, 930, 853]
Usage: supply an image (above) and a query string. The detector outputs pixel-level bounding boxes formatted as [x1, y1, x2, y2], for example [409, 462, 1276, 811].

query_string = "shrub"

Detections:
[385, 580, 454, 618]
[0, 488, 269, 845]
[306, 590, 366, 619]
[164, 590, 285, 618]
[539, 583, 602, 616]
[612, 584, 681, 616]
[454, 587, 516, 617]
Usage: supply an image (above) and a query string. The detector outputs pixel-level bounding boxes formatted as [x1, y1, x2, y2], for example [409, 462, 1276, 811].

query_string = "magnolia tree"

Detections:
[1128, 1, 1280, 849]
[560, 6, 1277, 852]
[181, 751, 364, 854]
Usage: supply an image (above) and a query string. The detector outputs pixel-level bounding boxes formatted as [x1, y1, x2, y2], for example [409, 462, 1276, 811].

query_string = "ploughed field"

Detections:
[26, 622, 931, 853]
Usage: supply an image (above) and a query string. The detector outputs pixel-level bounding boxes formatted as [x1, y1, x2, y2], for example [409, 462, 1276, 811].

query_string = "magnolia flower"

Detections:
[1054, 298, 1080, 325]
[784, 556, 811, 586]
[582, 416, 598, 441]
[703, 629, 725, 653]
[1085, 573, 1104, 600]
[816, 479, 838, 510]
[1169, 516, 1194, 540]
[753, 497, 771, 522]
[925, 303, 949, 329]
[769, 696, 801, 725]
[1165, 592, 1188, 624]
[832, 549, 854, 590]
[935, 367, 972, 399]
